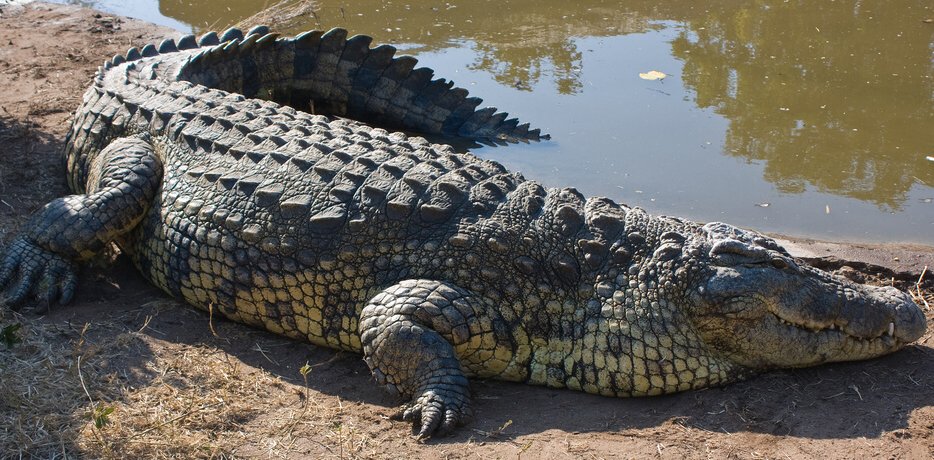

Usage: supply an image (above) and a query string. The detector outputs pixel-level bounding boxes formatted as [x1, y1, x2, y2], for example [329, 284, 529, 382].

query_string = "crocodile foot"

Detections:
[0, 237, 77, 311]
[392, 385, 474, 441]
[361, 279, 495, 439]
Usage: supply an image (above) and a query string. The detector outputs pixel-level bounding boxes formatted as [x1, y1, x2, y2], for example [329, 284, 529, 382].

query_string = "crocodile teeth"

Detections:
[888, 322, 895, 337]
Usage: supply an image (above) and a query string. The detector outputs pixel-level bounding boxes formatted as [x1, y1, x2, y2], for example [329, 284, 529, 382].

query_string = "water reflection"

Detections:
[669, 1, 934, 210]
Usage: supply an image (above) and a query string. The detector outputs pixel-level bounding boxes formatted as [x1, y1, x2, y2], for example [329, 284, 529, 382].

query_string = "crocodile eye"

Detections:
[771, 258, 788, 269]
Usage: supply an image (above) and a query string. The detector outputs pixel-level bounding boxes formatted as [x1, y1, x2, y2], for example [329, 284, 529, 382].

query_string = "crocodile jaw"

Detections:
[689, 265, 927, 370]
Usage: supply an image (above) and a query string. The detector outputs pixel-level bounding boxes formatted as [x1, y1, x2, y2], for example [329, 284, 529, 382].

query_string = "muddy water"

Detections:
[49, 0, 934, 243]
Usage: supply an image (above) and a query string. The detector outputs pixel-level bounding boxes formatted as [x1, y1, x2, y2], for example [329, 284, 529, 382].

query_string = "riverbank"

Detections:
[1, 2, 931, 458]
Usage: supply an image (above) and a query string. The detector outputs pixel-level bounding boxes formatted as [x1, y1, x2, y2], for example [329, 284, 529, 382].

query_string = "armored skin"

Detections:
[0, 27, 926, 439]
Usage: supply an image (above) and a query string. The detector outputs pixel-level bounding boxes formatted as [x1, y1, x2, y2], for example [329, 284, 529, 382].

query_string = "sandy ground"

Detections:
[1, 3, 932, 459]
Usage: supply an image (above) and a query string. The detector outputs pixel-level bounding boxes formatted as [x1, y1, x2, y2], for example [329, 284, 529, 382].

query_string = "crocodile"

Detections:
[0, 26, 926, 439]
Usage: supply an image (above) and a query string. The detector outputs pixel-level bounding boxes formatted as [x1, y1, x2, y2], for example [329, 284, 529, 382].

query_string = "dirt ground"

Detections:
[1, 2, 932, 459]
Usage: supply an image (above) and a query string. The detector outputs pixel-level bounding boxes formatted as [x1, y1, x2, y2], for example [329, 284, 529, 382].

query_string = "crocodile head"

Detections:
[685, 222, 926, 370]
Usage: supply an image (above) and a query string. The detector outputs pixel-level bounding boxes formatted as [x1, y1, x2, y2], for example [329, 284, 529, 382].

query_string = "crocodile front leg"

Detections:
[0, 135, 162, 310]
[360, 280, 517, 440]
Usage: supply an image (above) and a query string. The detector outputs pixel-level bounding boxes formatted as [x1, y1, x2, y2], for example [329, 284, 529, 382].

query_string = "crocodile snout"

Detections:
[884, 286, 927, 343]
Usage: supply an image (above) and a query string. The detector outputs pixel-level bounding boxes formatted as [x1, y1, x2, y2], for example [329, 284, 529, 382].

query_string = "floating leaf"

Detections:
[639, 70, 667, 81]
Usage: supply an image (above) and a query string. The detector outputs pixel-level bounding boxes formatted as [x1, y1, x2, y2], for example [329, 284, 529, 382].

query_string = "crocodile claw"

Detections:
[392, 388, 473, 441]
[0, 237, 77, 311]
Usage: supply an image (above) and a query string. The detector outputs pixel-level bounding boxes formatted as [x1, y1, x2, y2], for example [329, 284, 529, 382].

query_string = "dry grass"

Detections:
[912, 266, 932, 310]
[73, 321, 266, 458]
[911, 266, 933, 345]
[0, 313, 88, 459]
[0, 300, 384, 459]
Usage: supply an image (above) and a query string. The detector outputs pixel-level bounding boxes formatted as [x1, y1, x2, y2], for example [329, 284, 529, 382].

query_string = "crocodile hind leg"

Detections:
[0, 135, 162, 311]
[360, 279, 516, 440]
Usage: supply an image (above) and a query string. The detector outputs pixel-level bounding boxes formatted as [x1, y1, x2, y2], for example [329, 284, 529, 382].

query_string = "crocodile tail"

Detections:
[172, 27, 547, 144]
[288, 28, 548, 144]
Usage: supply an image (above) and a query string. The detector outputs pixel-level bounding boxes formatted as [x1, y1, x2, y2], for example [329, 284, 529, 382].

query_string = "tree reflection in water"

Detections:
[670, 1, 933, 210]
